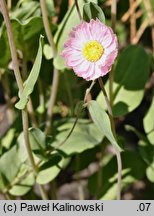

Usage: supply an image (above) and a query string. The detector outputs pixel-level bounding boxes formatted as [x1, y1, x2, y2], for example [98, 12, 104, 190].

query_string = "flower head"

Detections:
[62, 19, 118, 81]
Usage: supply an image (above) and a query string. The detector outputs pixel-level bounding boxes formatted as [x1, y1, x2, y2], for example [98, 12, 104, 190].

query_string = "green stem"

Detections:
[61, 2, 95, 152]
[111, 0, 117, 32]
[103, 2, 121, 198]
[40, 0, 59, 135]
[54, 80, 96, 151]
[55, 116, 79, 150]
[64, 73, 74, 116]
[4, 192, 12, 200]
[109, 0, 117, 105]
[50, 180, 57, 200]
[2, 74, 12, 109]
[22, 109, 38, 175]
[76, 155, 84, 200]
[0, 1, 23, 92]
[22, 53, 27, 80]
[0, 0, 48, 200]
[74, 0, 82, 21]
[98, 78, 115, 136]
[38, 184, 48, 200]
[96, 140, 107, 197]
[40, 0, 57, 57]
[98, 78, 122, 200]
[45, 68, 59, 135]
[38, 78, 45, 123]
[84, 80, 96, 103]
[27, 100, 39, 128]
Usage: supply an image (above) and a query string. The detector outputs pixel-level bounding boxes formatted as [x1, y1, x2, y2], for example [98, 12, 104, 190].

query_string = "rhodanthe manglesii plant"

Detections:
[0, 0, 152, 201]
[62, 19, 118, 81]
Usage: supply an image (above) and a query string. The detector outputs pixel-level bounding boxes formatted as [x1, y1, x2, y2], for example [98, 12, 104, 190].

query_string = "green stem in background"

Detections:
[54, 80, 96, 150]
[45, 68, 59, 135]
[83, 80, 95, 103]
[54, 80, 95, 199]
[40, 0, 59, 135]
[74, 0, 82, 21]
[96, 139, 108, 197]
[40, 0, 56, 57]
[2, 74, 12, 107]
[111, 0, 117, 32]
[74, 0, 121, 199]
[110, 1, 122, 200]
[0, 1, 23, 92]
[4, 192, 11, 200]
[38, 78, 45, 123]
[98, 78, 122, 200]
[21, 109, 38, 176]
[0, 0, 48, 200]
[109, 0, 117, 106]
[50, 180, 57, 200]
[64, 72, 74, 116]
[76, 155, 84, 200]
[98, 78, 115, 136]
[28, 100, 39, 127]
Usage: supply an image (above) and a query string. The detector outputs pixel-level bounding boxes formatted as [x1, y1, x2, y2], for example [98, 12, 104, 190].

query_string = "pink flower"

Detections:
[62, 19, 118, 81]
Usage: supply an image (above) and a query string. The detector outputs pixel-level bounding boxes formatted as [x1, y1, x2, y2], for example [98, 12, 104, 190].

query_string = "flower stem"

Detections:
[110, 1, 122, 200]
[45, 68, 59, 135]
[21, 109, 48, 200]
[38, 78, 45, 123]
[109, 0, 117, 105]
[111, 0, 117, 32]
[84, 80, 96, 103]
[55, 80, 96, 150]
[74, 0, 82, 21]
[76, 155, 84, 200]
[40, 0, 59, 135]
[98, 78, 122, 200]
[0, 0, 48, 200]
[40, 0, 56, 57]
[22, 109, 38, 174]
[98, 78, 115, 136]
[0, 1, 23, 92]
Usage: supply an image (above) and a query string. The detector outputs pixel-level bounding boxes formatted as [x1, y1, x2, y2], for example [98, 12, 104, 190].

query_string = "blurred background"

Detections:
[0, 0, 154, 200]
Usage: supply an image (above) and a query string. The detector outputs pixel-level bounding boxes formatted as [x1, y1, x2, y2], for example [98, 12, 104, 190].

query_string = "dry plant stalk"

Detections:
[129, 0, 136, 43]
[121, 0, 142, 22]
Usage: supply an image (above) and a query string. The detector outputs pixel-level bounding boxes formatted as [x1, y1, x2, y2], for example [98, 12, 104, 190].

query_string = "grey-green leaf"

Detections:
[97, 45, 150, 117]
[0, 146, 21, 182]
[83, 2, 105, 23]
[51, 122, 103, 155]
[15, 36, 43, 110]
[17, 128, 47, 161]
[114, 45, 150, 90]
[36, 158, 70, 184]
[88, 100, 122, 151]
[0, 17, 46, 68]
[9, 173, 35, 196]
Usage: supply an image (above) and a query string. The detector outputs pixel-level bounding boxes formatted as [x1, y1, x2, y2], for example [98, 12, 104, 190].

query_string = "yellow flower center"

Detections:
[82, 40, 104, 62]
